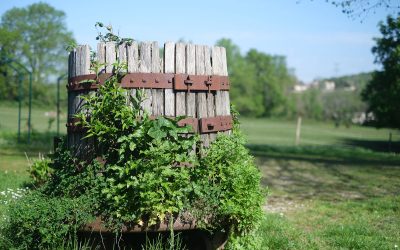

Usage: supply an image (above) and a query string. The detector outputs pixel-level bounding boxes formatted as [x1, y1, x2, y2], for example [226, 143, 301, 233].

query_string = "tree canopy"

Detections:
[321, 0, 399, 18]
[362, 15, 400, 128]
[0, 2, 74, 103]
[216, 39, 297, 117]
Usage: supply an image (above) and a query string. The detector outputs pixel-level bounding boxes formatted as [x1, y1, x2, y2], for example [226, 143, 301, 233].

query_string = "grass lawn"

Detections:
[241, 118, 400, 249]
[241, 118, 400, 152]
[0, 105, 399, 249]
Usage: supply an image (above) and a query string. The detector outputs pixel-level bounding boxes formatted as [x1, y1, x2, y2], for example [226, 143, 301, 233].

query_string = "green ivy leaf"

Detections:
[147, 126, 167, 139]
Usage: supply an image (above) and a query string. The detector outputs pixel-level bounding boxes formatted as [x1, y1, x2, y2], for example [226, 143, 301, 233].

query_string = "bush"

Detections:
[191, 132, 264, 234]
[1, 191, 94, 249]
[28, 154, 52, 186]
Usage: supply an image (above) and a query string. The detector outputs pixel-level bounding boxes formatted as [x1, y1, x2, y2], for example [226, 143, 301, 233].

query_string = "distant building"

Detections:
[352, 112, 374, 124]
[321, 81, 335, 92]
[343, 85, 356, 92]
[293, 84, 309, 93]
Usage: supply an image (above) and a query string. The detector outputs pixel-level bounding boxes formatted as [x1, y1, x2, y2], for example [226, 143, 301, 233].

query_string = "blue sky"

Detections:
[0, 0, 392, 82]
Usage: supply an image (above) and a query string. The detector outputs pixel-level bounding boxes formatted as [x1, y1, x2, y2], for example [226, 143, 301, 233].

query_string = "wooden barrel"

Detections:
[67, 41, 232, 248]
[67, 41, 231, 155]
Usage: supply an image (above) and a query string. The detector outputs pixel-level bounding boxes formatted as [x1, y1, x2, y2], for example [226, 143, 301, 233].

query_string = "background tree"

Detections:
[307, 0, 400, 19]
[216, 39, 264, 116]
[0, 2, 75, 104]
[216, 39, 297, 117]
[323, 90, 366, 127]
[0, 28, 20, 101]
[362, 15, 400, 128]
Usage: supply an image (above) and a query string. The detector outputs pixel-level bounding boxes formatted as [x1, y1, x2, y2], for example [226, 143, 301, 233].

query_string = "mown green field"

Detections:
[241, 118, 400, 249]
[0, 105, 399, 249]
[241, 117, 400, 148]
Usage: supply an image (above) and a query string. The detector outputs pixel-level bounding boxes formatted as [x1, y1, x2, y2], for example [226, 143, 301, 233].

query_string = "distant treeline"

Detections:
[293, 73, 371, 126]
[216, 39, 297, 118]
[219, 38, 371, 124]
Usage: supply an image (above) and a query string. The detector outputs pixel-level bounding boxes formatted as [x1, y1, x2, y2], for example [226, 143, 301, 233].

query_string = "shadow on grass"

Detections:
[340, 138, 400, 154]
[250, 144, 400, 202]
[246, 144, 400, 166]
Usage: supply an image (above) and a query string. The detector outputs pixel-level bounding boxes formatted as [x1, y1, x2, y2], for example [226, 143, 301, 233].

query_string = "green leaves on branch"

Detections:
[95, 22, 134, 45]
[362, 15, 400, 129]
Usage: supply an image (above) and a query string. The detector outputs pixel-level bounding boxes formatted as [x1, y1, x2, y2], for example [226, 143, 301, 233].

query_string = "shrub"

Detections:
[1, 191, 94, 249]
[28, 153, 52, 186]
[191, 132, 264, 234]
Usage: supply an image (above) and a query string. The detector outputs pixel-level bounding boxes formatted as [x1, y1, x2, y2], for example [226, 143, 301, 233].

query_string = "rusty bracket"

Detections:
[66, 117, 87, 132]
[67, 115, 232, 134]
[120, 73, 174, 89]
[200, 115, 233, 133]
[68, 73, 229, 92]
[177, 117, 198, 133]
[67, 74, 109, 91]
[174, 74, 229, 91]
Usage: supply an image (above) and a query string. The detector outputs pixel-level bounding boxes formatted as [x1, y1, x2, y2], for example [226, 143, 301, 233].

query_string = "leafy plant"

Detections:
[28, 153, 52, 186]
[190, 131, 264, 235]
[75, 67, 198, 226]
[95, 22, 134, 45]
[1, 191, 94, 250]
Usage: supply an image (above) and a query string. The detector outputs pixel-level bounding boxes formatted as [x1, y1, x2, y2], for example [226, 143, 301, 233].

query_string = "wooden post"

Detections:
[295, 116, 302, 146]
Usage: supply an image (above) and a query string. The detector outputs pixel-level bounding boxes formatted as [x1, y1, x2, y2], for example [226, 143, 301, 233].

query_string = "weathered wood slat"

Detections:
[127, 41, 139, 108]
[212, 46, 224, 117]
[196, 45, 209, 147]
[139, 42, 152, 73]
[118, 43, 129, 104]
[205, 46, 216, 142]
[73, 47, 80, 148]
[151, 42, 161, 73]
[140, 42, 152, 113]
[80, 45, 92, 155]
[67, 49, 76, 147]
[212, 46, 231, 135]
[73, 46, 90, 117]
[186, 44, 196, 117]
[118, 43, 127, 72]
[185, 43, 196, 153]
[164, 42, 175, 117]
[175, 43, 186, 116]
[97, 42, 106, 74]
[105, 42, 116, 73]
[68, 49, 76, 120]
[220, 47, 230, 116]
[127, 41, 139, 73]
[151, 42, 164, 116]
[69, 45, 91, 155]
